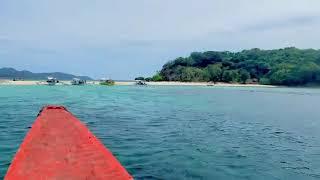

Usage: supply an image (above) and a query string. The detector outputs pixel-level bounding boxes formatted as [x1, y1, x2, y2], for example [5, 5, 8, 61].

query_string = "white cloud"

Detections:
[0, 0, 320, 78]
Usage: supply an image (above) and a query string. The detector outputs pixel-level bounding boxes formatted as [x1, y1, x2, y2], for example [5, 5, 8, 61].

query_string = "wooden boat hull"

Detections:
[5, 106, 132, 180]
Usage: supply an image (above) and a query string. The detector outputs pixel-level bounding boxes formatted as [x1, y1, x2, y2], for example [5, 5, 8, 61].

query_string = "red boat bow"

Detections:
[5, 106, 133, 180]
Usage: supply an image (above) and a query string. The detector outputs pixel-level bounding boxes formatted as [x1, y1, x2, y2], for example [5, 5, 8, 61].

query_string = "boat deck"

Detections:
[5, 106, 132, 180]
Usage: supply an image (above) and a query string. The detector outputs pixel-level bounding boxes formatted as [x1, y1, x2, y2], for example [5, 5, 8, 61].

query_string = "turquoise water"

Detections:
[0, 85, 320, 179]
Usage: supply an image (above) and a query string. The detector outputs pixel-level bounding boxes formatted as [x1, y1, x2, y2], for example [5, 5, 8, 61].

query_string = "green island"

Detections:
[139, 47, 320, 86]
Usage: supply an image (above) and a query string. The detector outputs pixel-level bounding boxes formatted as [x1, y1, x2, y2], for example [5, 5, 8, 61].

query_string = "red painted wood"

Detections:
[5, 106, 133, 180]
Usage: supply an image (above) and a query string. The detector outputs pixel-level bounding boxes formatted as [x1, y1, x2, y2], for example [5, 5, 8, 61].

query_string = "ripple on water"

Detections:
[1, 86, 320, 179]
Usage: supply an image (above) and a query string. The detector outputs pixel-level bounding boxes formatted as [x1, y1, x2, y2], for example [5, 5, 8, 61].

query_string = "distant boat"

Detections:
[46, 77, 58, 86]
[12, 78, 24, 81]
[135, 80, 147, 86]
[100, 78, 115, 86]
[71, 78, 86, 85]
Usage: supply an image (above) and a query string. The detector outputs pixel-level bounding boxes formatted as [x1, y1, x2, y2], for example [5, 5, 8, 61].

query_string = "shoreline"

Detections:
[0, 80, 277, 87]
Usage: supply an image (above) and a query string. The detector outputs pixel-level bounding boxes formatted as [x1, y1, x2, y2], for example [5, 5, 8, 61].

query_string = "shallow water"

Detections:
[0, 85, 320, 179]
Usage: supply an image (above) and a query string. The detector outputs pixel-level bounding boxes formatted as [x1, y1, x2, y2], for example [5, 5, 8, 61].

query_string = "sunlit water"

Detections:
[0, 85, 320, 179]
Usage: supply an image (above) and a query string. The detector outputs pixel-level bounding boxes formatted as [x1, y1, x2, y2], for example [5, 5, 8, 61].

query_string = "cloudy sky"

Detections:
[0, 0, 320, 79]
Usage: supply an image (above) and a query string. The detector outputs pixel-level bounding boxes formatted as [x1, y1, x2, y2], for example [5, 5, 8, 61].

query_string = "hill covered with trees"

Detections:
[151, 47, 320, 86]
[0, 68, 92, 80]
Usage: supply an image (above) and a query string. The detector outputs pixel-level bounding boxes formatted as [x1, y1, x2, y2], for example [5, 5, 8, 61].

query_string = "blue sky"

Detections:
[0, 0, 320, 79]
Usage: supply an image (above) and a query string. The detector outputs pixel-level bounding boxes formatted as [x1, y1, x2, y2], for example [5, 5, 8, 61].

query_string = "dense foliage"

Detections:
[137, 72, 164, 82]
[156, 47, 320, 85]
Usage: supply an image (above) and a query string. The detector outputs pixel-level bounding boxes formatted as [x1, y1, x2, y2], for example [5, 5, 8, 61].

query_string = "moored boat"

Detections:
[71, 78, 86, 85]
[100, 78, 115, 86]
[135, 80, 147, 86]
[47, 77, 58, 86]
[5, 105, 132, 180]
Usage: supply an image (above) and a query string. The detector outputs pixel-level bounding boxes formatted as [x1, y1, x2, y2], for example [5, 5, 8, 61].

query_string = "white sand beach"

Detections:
[0, 80, 72, 85]
[0, 80, 39, 85]
[0, 79, 276, 88]
[143, 81, 276, 87]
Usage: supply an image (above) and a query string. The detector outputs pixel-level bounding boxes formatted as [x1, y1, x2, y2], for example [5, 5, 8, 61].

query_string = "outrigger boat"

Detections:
[5, 106, 132, 180]
[100, 78, 115, 86]
[71, 78, 86, 85]
[46, 77, 58, 86]
[135, 80, 147, 86]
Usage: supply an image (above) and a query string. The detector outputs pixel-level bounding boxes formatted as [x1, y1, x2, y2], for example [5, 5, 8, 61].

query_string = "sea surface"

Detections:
[0, 85, 320, 179]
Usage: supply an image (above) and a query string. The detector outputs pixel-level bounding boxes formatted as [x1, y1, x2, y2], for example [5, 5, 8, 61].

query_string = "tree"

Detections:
[135, 77, 145, 81]
[259, 78, 271, 85]
[268, 66, 292, 85]
[222, 70, 240, 82]
[190, 52, 205, 67]
[180, 67, 209, 82]
[206, 64, 222, 82]
[239, 69, 250, 84]
[152, 72, 164, 81]
[145, 77, 152, 82]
